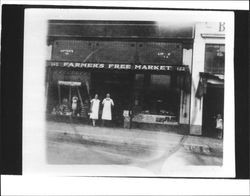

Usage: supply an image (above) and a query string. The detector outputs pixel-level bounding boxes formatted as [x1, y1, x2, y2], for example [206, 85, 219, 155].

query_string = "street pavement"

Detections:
[46, 121, 223, 173]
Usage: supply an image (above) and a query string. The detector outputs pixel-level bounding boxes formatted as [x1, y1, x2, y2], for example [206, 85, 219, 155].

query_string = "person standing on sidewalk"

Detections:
[90, 94, 100, 127]
[216, 114, 223, 139]
[71, 95, 79, 116]
[101, 93, 114, 127]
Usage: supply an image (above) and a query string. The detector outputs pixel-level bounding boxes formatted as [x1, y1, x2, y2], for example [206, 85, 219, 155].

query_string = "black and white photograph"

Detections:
[22, 8, 235, 177]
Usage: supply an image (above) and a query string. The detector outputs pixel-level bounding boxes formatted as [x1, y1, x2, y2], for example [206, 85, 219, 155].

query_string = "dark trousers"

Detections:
[216, 128, 223, 139]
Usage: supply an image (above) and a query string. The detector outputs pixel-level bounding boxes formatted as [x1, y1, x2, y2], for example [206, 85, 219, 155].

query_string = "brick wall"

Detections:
[51, 40, 183, 65]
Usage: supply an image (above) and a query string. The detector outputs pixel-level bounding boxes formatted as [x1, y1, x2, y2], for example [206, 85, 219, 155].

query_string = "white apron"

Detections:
[90, 99, 100, 119]
[72, 97, 78, 111]
[101, 98, 114, 120]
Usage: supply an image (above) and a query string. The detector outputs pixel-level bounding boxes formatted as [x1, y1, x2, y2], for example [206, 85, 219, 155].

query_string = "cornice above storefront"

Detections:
[47, 20, 194, 45]
[201, 34, 225, 39]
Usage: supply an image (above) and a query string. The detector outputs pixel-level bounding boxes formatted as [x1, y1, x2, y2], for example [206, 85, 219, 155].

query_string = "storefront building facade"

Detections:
[46, 20, 224, 137]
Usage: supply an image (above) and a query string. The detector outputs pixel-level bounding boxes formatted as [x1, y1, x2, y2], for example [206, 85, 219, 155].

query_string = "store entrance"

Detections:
[91, 71, 134, 126]
[202, 85, 224, 138]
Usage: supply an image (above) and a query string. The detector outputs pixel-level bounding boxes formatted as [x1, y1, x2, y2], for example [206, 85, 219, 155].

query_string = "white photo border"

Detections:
[23, 8, 235, 177]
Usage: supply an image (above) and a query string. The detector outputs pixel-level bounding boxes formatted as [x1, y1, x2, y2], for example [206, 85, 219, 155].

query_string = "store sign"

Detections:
[202, 22, 226, 34]
[219, 22, 225, 32]
[132, 114, 178, 125]
[47, 61, 188, 72]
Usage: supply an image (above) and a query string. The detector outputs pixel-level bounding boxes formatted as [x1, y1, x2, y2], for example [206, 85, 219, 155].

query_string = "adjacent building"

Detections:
[191, 22, 225, 137]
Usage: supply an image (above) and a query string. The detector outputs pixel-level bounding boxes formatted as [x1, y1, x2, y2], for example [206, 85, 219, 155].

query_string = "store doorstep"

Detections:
[132, 122, 189, 135]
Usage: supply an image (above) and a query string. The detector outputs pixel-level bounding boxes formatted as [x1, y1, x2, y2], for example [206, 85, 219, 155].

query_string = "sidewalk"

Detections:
[47, 121, 223, 156]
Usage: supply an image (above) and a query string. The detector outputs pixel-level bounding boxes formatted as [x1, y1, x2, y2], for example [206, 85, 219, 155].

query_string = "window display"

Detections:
[132, 73, 180, 124]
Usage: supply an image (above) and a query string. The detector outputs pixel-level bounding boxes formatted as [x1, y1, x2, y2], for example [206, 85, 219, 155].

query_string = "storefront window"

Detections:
[205, 44, 225, 74]
[134, 73, 180, 120]
[150, 74, 171, 89]
[134, 74, 144, 89]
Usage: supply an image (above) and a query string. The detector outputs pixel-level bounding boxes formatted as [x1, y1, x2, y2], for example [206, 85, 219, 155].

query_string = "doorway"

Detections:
[202, 84, 224, 138]
[91, 71, 134, 126]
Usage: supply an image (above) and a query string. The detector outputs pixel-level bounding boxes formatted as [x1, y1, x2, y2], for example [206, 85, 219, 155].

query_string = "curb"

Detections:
[65, 130, 179, 148]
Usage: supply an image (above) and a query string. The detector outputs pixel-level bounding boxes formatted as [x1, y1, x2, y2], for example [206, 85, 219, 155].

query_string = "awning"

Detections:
[195, 72, 224, 98]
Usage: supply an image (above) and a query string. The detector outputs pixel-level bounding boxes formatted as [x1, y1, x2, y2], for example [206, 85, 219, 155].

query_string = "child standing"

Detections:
[216, 114, 223, 139]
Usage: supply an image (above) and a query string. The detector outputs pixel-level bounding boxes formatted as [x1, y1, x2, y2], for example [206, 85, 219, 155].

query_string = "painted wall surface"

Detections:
[190, 22, 225, 135]
[179, 48, 192, 125]
[46, 45, 52, 60]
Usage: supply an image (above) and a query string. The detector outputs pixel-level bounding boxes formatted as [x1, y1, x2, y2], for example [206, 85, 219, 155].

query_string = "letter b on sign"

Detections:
[219, 22, 225, 32]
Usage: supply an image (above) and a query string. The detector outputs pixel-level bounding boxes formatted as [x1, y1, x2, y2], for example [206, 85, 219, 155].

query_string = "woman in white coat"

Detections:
[90, 94, 100, 126]
[101, 93, 114, 126]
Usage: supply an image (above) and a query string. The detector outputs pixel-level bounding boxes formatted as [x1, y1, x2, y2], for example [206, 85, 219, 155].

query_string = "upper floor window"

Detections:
[205, 44, 225, 74]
